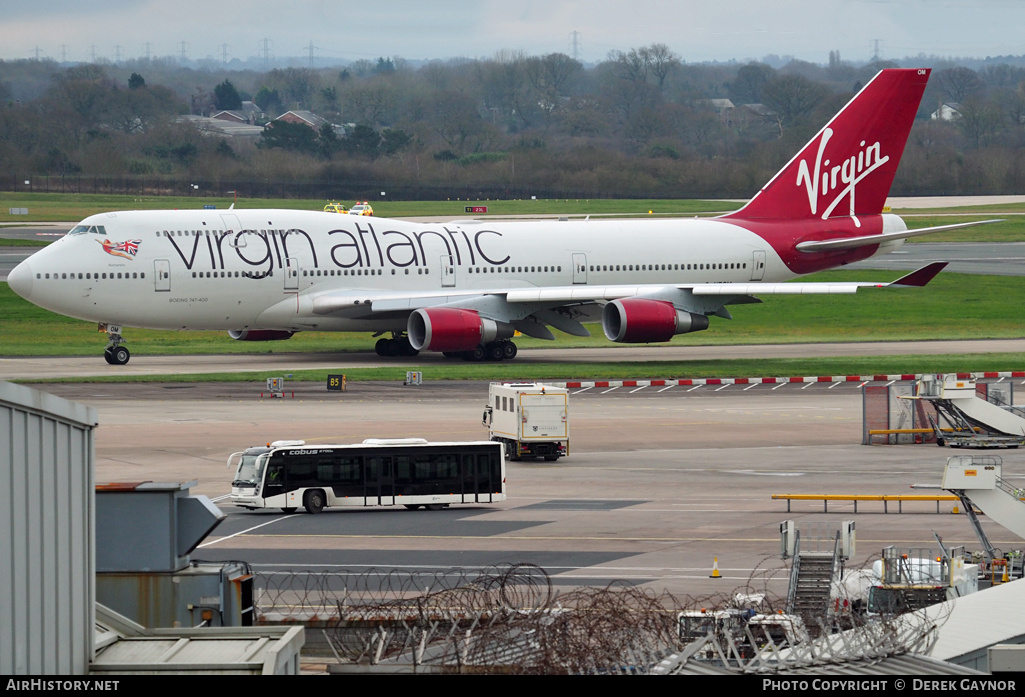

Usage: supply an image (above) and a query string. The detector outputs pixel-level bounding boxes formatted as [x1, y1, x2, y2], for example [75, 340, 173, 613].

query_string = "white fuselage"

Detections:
[11, 209, 809, 333]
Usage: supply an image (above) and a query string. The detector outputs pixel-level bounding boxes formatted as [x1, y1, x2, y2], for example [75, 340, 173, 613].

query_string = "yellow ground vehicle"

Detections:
[348, 201, 374, 216]
[323, 202, 348, 213]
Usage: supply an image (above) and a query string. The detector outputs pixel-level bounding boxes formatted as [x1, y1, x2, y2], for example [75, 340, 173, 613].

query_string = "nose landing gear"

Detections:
[101, 324, 131, 365]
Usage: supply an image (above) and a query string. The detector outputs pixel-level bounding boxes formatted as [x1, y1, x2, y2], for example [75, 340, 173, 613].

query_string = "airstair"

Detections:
[911, 375, 1025, 448]
[781, 521, 854, 635]
[788, 552, 836, 623]
[942, 456, 1025, 563]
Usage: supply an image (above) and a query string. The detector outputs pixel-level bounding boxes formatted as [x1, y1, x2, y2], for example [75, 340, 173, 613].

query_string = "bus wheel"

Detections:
[426, 503, 446, 511]
[304, 490, 326, 514]
[404, 504, 421, 510]
[544, 455, 559, 461]
[281, 507, 297, 513]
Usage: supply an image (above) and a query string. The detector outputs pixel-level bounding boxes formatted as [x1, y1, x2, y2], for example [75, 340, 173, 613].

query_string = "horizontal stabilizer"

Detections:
[795, 219, 1001, 253]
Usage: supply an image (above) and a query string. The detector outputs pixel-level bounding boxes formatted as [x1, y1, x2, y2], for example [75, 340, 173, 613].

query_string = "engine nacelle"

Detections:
[407, 308, 513, 352]
[228, 329, 295, 341]
[602, 299, 710, 343]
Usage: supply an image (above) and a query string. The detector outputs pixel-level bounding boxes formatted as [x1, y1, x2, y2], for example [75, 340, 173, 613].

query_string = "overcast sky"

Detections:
[3, 0, 1023, 66]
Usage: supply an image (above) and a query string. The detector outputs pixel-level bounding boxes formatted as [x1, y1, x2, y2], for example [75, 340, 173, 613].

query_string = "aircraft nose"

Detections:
[7, 259, 33, 300]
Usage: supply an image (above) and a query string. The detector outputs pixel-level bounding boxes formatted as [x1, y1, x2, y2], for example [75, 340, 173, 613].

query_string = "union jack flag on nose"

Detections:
[98, 238, 141, 259]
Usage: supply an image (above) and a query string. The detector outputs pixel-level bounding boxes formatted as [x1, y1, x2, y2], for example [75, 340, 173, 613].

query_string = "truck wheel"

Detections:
[544, 455, 559, 461]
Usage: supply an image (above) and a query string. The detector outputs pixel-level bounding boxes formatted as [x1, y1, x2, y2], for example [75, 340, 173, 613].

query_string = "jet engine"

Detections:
[228, 330, 295, 341]
[407, 308, 513, 352]
[602, 299, 709, 343]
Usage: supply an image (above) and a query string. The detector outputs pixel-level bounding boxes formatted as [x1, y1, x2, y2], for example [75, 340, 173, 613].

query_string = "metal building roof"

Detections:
[90, 604, 304, 675]
[901, 577, 1025, 662]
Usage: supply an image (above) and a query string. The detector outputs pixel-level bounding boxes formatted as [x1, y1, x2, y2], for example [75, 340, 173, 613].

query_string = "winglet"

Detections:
[886, 262, 948, 287]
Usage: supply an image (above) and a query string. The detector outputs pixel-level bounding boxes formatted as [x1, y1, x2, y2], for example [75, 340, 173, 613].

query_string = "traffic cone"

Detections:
[709, 557, 722, 579]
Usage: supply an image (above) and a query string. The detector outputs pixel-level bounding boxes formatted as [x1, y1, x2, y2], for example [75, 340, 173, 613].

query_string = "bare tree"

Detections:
[935, 66, 983, 104]
[639, 43, 681, 89]
[761, 73, 826, 137]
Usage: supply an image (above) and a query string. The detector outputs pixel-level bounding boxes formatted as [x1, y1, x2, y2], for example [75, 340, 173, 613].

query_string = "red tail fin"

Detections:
[724, 68, 930, 221]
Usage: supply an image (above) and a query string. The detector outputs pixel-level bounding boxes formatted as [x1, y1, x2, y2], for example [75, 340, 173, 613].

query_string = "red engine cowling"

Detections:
[602, 299, 709, 343]
[228, 329, 295, 341]
[407, 308, 512, 352]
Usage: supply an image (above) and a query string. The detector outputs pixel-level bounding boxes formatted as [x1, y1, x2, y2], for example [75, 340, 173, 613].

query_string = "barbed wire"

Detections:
[252, 560, 947, 674]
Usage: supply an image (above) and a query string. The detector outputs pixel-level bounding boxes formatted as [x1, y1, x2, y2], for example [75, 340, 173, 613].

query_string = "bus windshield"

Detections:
[233, 453, 267, 487]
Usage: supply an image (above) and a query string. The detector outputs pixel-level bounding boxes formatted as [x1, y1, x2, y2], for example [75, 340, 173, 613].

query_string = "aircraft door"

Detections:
[154, 259, 170, 292]
[750, 250, 766, 281]
[572, 253, 587, 284]
[284, 257, 299, 291]
[441, 254, 456, 287]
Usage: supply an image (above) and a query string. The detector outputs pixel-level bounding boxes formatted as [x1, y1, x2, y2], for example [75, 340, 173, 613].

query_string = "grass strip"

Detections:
[14, 352, 1025, 385]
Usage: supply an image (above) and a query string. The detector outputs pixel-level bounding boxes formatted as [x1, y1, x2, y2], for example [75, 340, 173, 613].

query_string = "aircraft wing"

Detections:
[309, 263, 947, 317]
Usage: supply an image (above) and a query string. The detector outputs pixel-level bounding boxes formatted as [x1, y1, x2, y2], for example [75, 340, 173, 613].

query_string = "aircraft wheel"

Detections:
[486, 342, 505, 361]
[398, 337, 419, 356]
[103, 348, 115, 365]
[502, 341, 518, 359]
[374, 338, 390, 357]
[110, 346, 130, 365]
[464, 345, 486, 362]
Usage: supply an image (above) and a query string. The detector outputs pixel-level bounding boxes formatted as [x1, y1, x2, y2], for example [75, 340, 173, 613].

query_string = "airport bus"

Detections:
[228, 439, 506, 513]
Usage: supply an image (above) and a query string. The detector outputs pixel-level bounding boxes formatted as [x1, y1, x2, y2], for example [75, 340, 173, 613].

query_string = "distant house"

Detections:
[274, 110, 330, 130]
[211, 101, 265, 125]
[211, 110, 249, 123]
[176, 114, 264, 139]
[702, 98, 735, 125]
[737, 103, 775, 120]
[931, 103, 960, 121]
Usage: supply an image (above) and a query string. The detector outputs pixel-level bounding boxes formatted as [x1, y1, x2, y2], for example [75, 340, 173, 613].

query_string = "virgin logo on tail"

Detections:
[795, 128, 889, 226]
[722, 69, 928, 224]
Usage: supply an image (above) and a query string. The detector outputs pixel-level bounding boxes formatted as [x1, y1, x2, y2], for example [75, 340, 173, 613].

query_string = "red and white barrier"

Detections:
[552, 371, 1025, 389]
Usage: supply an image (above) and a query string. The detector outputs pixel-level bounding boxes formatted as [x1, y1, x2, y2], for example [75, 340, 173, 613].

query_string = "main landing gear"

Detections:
[372, 335, 518, 361]
[444, 340, 518, 362]
[374, 334, 419, 357]
[101, 324, 131, 365]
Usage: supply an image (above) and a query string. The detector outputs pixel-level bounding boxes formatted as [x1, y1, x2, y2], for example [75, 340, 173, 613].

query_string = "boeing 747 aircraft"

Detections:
[7, 68, 990, 365]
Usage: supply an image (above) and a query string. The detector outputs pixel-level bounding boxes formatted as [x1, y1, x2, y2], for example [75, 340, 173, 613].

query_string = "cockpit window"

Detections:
[68, 225, 107, 235]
